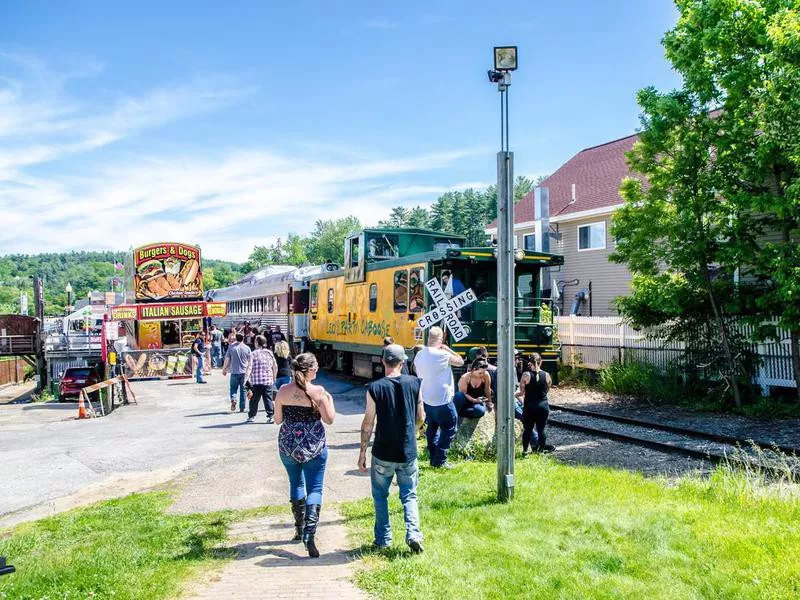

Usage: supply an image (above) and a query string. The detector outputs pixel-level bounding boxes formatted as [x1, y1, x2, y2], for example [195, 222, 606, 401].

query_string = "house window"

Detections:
[523, 234, 536, 250]
[310, 284, 318, 312]
[578, 221, 606, 251]
[409, 268, 424, 312]
[369, 284, 378, 312]
[393, 270, 408, 312]
[327, 288, 334, 314]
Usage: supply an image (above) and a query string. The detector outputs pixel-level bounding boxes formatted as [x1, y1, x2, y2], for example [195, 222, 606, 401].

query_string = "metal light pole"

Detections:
[489, 46, 518, 502]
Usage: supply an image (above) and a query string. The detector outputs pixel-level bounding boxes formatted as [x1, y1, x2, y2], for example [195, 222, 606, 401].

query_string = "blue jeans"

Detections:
[229, 373, 246, 410]
[453, 392, 488, 419]
[211, 345, 222, 367]
[424, 402, 457, 467]
[280, 448, 328, 505]
[515, 401, 524, 421]
[195, 354, 204, 383]
[371, 456, 422, 546]
[275, 375, 292, 390]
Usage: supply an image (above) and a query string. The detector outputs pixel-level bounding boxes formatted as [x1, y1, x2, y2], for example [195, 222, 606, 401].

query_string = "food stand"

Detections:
[112, 243, 226, 380]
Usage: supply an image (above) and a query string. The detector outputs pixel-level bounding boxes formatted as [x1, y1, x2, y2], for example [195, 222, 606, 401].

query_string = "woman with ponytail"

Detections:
[274, 352, 335, 558]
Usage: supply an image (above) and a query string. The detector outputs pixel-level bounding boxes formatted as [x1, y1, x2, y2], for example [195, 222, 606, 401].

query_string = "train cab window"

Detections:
[368, 234, 399, 260]
[327, 288, 334, 314]
[310, 284, 318, 312]
[409, 268, 425, 312]
[393, 270, 408, 312]
[369, 283, 378, 312]
[349, 237, 360, 268]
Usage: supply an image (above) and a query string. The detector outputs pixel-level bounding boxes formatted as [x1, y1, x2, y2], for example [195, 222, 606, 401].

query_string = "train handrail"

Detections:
[304, 308, 315, 342]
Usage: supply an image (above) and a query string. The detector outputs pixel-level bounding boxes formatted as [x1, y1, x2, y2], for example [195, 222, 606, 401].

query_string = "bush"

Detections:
[597, 360, 683, 401]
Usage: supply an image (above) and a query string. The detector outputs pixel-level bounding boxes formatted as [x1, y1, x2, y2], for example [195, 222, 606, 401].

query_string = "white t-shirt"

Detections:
[413, 346, 454, 407]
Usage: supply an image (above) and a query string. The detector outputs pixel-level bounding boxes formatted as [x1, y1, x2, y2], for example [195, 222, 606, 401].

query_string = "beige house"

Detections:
[486, 134, 640, 316]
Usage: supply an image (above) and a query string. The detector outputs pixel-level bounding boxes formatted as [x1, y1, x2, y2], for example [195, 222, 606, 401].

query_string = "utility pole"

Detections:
[34, 276, 47, 392]
[488, 46, 518, 502]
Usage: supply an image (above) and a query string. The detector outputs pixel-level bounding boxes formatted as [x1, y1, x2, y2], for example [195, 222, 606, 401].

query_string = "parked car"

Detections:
[58, 367, 101, 401]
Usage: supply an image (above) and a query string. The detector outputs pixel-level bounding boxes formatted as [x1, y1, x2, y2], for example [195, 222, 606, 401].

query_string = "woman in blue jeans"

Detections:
[274, 353, 335, 558]
[273, 340, 293, 390]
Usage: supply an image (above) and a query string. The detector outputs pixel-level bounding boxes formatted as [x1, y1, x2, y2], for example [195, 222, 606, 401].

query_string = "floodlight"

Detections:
[493, 46, 518, 71]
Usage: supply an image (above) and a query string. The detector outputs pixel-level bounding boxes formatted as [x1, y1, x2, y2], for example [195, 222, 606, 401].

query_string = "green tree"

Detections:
[378, 207, 410, 229]
[651, 0, 800, 399]
[304, 216, 362, 266]
[429, 194, 455, 233]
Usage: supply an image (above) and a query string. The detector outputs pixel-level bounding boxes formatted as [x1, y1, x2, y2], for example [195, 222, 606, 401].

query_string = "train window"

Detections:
[409, 268, 424, 312]
[327, 288, 334, 314]
[275, 296, 280, 312]
[369, 284, 377, 312]
[349, 237, 360, 267]
[310, 284, 318, 312]
[393, 270, 408, 312]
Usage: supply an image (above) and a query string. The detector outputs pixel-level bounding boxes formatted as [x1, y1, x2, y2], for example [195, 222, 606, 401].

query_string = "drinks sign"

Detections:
[133, 242, 203, 302]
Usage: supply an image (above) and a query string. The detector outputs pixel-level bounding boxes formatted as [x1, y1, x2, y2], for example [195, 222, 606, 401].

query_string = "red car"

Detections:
[58, 367, 101, 401]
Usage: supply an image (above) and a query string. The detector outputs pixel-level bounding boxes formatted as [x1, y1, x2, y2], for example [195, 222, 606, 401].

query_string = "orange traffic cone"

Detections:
[78, 392, 88, 419]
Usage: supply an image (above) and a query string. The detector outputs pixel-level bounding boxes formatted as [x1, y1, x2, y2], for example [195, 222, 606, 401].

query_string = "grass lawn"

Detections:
[0, 491, 246, 599]
[341, 458, 800, 600]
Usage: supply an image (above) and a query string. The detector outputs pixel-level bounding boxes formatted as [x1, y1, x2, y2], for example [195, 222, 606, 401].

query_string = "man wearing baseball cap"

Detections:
[358, 344, 425, 553]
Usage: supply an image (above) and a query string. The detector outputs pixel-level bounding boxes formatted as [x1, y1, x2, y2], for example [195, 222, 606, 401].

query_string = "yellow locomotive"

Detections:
[307, 228, 564, 379]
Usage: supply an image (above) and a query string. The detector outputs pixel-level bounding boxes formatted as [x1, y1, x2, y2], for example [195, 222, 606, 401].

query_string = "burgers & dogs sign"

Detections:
[134, 243, 203, 301]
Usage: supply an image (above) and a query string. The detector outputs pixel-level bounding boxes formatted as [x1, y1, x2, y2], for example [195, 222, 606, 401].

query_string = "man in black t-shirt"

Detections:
[358, 344, 424, 553]
[190, 332, 207, 384]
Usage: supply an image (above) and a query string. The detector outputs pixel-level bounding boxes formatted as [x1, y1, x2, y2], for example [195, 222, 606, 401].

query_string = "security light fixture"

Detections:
[493, 46, 518, 71]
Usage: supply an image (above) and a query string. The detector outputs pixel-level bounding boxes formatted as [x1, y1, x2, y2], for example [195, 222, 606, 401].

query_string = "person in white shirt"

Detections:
[412, 326, 464, 468]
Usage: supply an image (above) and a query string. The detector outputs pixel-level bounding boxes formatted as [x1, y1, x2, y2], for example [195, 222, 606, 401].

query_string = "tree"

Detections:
[429, 194, 455, 233]
[612, 89, 750, 406]
[304, 216, 362, 266]
[378, 207, 410, 229]
[406, 206, 431, 229]
[653, 0, 800, 399]
[612, 0, 800, 402]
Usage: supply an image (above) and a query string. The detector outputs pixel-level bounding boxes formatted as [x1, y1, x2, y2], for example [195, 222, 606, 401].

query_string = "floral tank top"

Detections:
[279, 404, 326, 463]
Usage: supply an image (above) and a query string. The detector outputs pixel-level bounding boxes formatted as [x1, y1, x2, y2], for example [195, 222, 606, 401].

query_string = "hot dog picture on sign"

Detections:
[133, 243, 203, 301]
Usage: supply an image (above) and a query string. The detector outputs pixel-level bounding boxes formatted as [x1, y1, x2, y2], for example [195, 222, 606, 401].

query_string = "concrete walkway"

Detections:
[187, 510, 367, 600]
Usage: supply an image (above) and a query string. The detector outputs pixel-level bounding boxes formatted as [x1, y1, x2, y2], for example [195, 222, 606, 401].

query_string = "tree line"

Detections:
[245, 175, 542, 270]
[0, 252, 244, 317]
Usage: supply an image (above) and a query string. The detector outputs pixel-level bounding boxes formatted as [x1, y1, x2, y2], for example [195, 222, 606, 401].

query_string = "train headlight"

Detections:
[514, 249, 525, 261]
[544, 327, 553, 338]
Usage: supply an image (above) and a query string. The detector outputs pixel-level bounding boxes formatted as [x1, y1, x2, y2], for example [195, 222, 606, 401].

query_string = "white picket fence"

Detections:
[556, 315, 796, 391]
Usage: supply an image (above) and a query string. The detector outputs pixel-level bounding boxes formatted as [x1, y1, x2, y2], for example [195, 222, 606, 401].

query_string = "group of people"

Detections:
[197, 320, 553, 559]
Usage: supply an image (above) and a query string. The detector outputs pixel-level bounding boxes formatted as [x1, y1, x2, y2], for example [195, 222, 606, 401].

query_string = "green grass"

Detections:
[0, 492, 252, 600]
[341, 458, 800, 600]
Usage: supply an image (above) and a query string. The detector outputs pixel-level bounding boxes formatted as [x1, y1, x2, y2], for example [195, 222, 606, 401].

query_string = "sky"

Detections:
[0, 1, 680, 263]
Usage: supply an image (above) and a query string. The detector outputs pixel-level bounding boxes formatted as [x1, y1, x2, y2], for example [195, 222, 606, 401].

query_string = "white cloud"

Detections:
[0, 55, 485, 263]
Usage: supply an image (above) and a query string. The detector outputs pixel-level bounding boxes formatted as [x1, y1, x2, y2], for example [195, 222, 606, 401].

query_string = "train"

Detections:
[207, 227, 564, 379]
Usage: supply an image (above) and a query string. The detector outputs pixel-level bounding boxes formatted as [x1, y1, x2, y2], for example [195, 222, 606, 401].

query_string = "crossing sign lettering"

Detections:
[417, 278, 477, 341]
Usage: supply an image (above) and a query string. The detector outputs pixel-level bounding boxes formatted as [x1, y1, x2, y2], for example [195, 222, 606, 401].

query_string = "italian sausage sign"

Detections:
[416, 278, 477, 342]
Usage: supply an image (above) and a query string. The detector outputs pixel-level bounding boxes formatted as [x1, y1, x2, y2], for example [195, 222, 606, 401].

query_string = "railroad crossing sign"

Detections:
[416, 278, 477, 342]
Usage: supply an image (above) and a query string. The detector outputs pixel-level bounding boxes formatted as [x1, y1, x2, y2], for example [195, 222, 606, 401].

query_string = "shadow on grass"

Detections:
[351, 542, 422, 562]
[427, 492, 500, 511]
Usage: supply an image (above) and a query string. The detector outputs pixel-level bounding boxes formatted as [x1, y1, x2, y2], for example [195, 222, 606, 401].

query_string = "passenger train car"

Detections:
[206, 227, 564, 380]
[206, 263, 338, 351]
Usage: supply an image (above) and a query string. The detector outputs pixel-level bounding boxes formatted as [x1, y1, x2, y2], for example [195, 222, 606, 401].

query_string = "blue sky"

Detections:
[0, 1, 679, 262]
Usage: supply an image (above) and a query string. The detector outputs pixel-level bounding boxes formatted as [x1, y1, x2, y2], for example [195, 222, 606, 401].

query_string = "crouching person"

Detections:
[453, 358, 493, 419]
[358, 344, 425, 553]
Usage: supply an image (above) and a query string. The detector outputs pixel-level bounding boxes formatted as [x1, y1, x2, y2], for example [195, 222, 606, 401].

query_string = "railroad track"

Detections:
[548, 403, 800, 480]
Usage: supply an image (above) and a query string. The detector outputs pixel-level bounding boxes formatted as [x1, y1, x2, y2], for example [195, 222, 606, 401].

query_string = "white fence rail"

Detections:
[556, 315, 796, 391]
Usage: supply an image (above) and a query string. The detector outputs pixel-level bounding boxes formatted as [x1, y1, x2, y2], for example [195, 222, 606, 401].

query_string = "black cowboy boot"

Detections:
[290, 498, 306, 541]
[302, 504, 321, 558]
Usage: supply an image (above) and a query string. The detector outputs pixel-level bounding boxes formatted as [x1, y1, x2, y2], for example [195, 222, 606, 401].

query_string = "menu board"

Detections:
[134, 243, 203, 301]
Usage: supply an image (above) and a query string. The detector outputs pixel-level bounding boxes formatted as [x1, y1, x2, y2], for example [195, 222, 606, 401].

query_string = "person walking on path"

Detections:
[412, 326, 464, 468]
[203, 330, 212, 376]
[269, 325, 287, 350]
[191, 331, 207, 384]
[247, 335, 278, 424]
[273, 340, 293, 390]
[274, 353, 335, 558]
[515, 352, 555, 454]
[210, 324, 224, 368]
[359, 344, 425, 553]
[223, 333, 251, 412]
